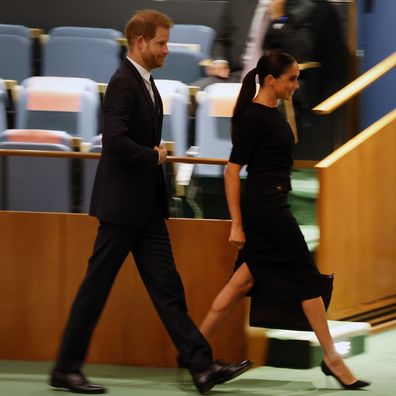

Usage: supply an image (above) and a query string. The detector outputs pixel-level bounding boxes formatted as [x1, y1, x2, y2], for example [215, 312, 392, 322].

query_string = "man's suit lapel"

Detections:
[123, 59, 162, 144]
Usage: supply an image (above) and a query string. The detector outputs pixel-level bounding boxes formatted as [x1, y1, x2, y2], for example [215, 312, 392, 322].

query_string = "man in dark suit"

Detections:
[263, 0, 349, 156]
[194, 0, 263, 88]
[48, 9, 251, 395]
[263, 0, 348, 104]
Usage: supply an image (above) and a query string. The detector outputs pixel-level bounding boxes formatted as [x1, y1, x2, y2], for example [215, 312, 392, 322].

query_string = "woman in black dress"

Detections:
[199, 50, 369, 390]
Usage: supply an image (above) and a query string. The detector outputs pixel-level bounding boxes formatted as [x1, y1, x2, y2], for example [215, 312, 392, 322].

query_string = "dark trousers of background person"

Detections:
[54, 206, 212, 375]
[290, 67, 344, 160]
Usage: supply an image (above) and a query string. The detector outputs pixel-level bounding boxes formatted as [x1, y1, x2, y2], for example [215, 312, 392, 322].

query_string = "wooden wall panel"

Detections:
[167, 219, 245, 363]
[0, 211, 63, 359]
[317, 110, 396, 318]
[0, 212, 245, 365]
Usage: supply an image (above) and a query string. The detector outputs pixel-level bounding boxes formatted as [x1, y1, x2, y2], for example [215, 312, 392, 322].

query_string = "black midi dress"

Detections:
[230, 103, 323, 303]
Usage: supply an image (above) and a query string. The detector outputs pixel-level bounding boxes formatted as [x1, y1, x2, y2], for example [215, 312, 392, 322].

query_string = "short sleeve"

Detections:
[229, 112, 264, 165]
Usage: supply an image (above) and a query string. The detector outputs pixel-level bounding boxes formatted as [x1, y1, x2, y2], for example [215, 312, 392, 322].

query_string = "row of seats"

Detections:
[0, 75, 245, 213]
[1, 76, 241, 160]
[16, 76, 100, 142]
[0, 76, 317, 224]
[0, 23, 216, 84]
[0, 129, 74, 212]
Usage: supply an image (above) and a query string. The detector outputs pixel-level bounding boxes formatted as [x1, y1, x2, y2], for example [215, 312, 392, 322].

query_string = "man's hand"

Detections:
[154, 144, 167, 164]
[206, 61, 230, 79]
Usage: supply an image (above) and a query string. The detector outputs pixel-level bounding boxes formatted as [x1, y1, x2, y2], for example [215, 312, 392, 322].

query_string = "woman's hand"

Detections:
[229, 223, 246, 250]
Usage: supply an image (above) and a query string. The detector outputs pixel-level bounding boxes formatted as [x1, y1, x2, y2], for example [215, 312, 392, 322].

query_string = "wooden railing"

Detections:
[313, 51, 396, 114]
[0, 148, 317, 169]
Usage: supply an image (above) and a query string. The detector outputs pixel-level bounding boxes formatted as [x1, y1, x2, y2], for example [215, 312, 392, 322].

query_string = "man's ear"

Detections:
[135, 35, 146, 49]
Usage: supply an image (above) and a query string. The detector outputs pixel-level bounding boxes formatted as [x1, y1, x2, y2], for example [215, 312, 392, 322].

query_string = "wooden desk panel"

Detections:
[0, 212, 63, 359]
[317, 110, 396, 318]
[0, 212, 245, 365]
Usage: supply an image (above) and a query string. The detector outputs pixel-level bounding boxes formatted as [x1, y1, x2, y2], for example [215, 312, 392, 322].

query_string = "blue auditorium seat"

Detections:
[0, 24, 30, 37]
[195, 83, 245, 177]
[15, 76, 100, 142]
[152, 47, 205, 85]
[155, 79, 189, 156]
[0, 79, 7, 132]
[152, 24, 215, 84]
[49, 26, 122, 40]
[0, 24, 32, 82]
[43, 26, 123, 83]
[0, 129, 73, 212]
[169, 24, 216, 59]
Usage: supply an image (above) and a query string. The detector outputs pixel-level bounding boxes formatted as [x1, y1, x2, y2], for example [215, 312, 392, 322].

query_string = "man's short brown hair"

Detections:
[125, 9, 174, 46]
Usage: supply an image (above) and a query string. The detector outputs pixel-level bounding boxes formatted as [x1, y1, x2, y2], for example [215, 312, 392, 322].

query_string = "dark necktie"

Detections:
[149, 75, 160, 112]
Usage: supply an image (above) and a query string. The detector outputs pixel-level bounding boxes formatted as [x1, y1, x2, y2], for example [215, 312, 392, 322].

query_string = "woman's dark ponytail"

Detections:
[231, 68, 257, 143]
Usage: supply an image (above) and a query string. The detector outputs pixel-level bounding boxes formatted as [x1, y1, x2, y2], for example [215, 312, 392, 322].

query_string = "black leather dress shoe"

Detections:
[50, 371, 107, 394]
[192, 359, 252, 394]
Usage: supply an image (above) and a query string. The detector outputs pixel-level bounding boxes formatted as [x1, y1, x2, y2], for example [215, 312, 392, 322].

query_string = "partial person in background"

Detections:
[263, 0, 318, 134]
[263, 0, 348, 111]
[206, 0, 348, 100]
[199, 49, 370, 391]
[193, 0, 271, 89]
[264, 0, 316, 65]
[49, 9, 251, 395]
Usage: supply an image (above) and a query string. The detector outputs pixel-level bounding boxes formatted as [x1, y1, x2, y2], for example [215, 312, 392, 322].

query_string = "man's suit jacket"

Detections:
[90, 59, 169, 226]
[263, 0, 317, 63]
[263, 0, 348, 102]
[211, 0, 258, 72]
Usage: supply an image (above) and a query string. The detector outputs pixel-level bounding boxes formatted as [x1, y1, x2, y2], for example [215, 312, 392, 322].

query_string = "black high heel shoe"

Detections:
[320, 361, 370, 390]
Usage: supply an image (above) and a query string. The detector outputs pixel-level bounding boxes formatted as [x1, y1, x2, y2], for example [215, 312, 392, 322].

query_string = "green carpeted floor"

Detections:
[1, 328, 395, 395]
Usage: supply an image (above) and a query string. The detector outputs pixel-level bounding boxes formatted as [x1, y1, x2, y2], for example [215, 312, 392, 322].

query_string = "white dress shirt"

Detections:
[126, 57, 161, 163]
[127, 56, 155, 104]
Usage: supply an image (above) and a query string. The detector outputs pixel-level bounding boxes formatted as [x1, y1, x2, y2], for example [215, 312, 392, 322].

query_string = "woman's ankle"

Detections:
[323, 351, 341, 365]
